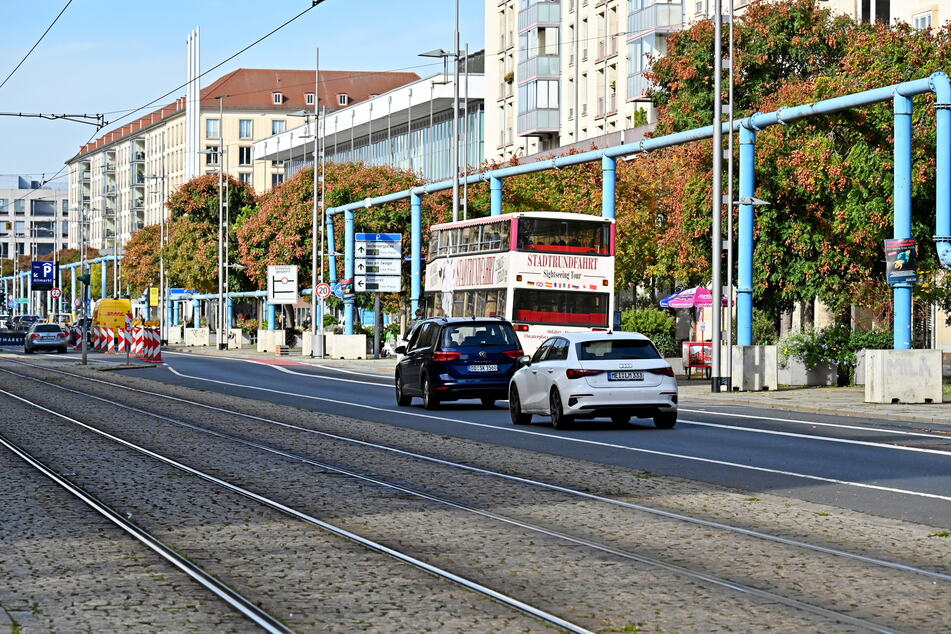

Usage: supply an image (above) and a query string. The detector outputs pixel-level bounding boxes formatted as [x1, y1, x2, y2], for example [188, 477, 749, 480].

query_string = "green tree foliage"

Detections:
[164, 174, 257, 293]
[122, 224, 161, 296]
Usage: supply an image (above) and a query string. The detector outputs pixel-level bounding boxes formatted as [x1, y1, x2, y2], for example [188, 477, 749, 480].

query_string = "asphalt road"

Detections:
[4, 345, 951, 526]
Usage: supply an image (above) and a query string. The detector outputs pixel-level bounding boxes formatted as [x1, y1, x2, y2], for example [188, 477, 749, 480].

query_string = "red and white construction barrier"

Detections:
[132, 327, 144, 357]
[107, 328, 116, 354]
[139, 327, 163, 363]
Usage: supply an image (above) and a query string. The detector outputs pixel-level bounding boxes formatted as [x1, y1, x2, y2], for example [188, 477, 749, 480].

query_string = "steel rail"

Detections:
[0, 368, 907, 633]
[5, 360, 948, 585]
[0, 375, 592, 634]
[0, 425, 291, 634]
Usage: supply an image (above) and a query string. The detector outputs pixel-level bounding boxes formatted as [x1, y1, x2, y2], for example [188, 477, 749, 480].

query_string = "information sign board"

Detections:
[267, 265, 299, 305]
[355, 275, 402, 293]
[355, 258, 400, 276]
[31, 261, 56, 291]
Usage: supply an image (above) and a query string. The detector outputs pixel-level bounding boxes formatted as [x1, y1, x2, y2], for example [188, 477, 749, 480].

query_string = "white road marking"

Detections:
[163, 351, 391, 387]
[162, 365, 951, 502]
[679, 419, 951, 456]
[681, 407, 951, 440]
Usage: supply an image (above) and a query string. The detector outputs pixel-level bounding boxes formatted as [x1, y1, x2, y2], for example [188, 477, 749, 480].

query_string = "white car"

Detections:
[508, 332, 678, 429]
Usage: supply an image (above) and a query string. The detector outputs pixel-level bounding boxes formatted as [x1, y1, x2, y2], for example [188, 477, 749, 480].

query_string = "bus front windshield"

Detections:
[516, 217, 610, 255]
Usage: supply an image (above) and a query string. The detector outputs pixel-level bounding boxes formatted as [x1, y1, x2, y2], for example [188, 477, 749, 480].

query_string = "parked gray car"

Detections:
[24, 323, 68, 354]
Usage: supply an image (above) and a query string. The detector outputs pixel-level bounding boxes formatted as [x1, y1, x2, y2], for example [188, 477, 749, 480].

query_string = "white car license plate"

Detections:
[41, 336, 57, 341]
[469, 364, 498, 372]
[608, 371, 643, 381]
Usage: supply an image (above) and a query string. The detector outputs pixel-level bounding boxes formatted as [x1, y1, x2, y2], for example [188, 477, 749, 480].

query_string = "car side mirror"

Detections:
[395, 345, 406, 355]
[518, 355, 532, 368]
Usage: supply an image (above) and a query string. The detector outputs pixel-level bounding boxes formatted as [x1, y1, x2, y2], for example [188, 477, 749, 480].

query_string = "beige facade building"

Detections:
[66, 68, 417, 252]
[485, 0, 950, 165]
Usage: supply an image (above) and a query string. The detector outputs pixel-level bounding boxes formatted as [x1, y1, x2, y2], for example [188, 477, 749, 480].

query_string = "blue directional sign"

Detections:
[355, 233, 401, 242]
[31, 261, 56, 291]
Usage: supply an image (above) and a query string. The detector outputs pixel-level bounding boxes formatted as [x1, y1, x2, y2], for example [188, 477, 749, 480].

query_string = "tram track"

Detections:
[2, 358, 949, 631]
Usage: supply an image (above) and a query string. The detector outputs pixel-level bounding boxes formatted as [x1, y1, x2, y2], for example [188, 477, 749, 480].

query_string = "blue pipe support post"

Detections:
[893, 93, 913, 350]
[933, 74, 951, 266]
[411, 192, 422, 314]
[601, 156, 616, 219]
[192, 299, 200, 328]
[227, 297, 233, 330]
[737, 123, 757, 346]
[173, 301, 180, 326]
[326, 216, 338, 283]
[344, 208, 355, 335]
[267, 303, 276, 331]
[490, 176, 503, 216]
[100, 260, 107, 299]
[70, 268, 76, 313]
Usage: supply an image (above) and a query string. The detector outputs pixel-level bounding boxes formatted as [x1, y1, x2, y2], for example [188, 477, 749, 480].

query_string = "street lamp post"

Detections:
[710, 0, 724, 392]
[216, 95, 226, 350]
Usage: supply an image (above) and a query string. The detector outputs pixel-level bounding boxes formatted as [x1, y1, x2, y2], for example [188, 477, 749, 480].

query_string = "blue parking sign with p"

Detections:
[31, 261, 56, 291]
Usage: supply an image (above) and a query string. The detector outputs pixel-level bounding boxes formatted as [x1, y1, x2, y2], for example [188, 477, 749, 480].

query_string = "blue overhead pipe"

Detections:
[737, 123, 756, 346]
[326, 216, 337, 283]
[344, 208, 355, 335]
[933, 74, 951, 266]
[411, 192, 422, 314]
[601, 156, 616, 219]
[893, 93, 914, 350]
[490, 176, 503, 217]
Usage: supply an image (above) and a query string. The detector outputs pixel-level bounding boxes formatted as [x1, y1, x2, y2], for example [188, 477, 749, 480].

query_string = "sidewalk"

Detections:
[165, 345, 951, 428]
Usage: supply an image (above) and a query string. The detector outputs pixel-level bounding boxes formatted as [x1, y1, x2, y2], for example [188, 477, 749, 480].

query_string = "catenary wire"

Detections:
[0, 0, 74, 93]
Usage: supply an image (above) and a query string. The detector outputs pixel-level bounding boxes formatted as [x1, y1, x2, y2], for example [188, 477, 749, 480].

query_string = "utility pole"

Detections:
[216, 95, 226, 350]
[311, 48, 324, 358]
[710, 0, 724, 392]
[724, 0, 735, 391]
[451, 0, 460, 221]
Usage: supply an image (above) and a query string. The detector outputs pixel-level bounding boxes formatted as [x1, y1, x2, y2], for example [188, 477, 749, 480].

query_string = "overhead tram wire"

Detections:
[0, 1, 333, 209]
[0, 0, 74, 93]
[100, 0, 330, 135]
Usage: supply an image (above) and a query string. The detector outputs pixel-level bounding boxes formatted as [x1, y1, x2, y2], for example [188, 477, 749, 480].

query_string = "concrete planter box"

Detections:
[865, 349, 942, 404]
[184, 327, 210, 347]
[166, 325, 184, 345]
[730, 345, 778, 391]
[326, 334, 366, 359]
[227, 328, 246, 350]
[256, 329, 286, 353]
[778, 358, 838, 386]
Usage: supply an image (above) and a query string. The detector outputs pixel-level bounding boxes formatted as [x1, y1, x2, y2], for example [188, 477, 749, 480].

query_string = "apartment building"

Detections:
[486, 0, 685, 162]
[66, 68, 418, 252]
[0, 176, 68, 261]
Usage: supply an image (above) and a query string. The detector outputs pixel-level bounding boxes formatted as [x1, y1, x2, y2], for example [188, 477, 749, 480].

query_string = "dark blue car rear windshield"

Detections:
[441, 323, 517, 348]
[576, 339, 660, 360]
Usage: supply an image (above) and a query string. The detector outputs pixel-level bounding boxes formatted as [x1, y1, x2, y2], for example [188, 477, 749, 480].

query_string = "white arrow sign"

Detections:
[355, 258, 400, 275]
[355, 275, 401, 293]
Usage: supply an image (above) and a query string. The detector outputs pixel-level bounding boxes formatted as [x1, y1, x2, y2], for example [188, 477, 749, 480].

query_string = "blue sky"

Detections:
[0, 0, 484, 182]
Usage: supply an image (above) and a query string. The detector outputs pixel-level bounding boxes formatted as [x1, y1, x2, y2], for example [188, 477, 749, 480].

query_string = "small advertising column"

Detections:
[867, 239, 941, 403]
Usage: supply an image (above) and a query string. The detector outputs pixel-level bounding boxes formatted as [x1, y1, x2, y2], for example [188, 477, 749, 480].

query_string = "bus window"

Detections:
[512, 289, 609, 327]
[516, 217, 610, 255]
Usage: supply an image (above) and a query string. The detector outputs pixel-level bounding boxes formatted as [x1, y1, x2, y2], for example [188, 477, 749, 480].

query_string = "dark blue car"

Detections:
[395, 317, 523, 409]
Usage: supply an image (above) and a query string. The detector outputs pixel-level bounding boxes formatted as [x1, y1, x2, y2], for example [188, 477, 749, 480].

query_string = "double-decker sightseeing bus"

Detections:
[424, 211, 615, 353]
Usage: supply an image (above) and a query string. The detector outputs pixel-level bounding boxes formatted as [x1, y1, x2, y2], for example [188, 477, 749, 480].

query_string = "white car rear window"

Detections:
[577, 339, 660, 360]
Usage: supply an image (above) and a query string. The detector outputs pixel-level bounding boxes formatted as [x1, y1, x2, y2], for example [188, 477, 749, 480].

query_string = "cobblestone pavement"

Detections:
[2, 357, 950, 632]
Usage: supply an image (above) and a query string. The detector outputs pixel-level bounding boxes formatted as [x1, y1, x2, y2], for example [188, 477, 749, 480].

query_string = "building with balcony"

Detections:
[0, 176, 68, 261]
[486, 0, 686, 163]
[254, 55, 485, 188]
[66, 67, 418, 252]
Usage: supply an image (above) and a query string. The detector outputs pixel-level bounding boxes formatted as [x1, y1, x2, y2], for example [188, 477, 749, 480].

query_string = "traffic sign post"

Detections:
[354, 233, 402, 359]
[266, 265, 299, 306]
[50, 288, 62, 299]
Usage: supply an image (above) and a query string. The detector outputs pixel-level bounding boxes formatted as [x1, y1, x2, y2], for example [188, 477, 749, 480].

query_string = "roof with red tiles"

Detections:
[70, 68, 418, 162]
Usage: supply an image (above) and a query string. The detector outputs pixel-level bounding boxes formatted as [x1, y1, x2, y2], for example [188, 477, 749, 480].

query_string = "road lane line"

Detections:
[681, 407, 951, 440]
[679, 419, 951, 456]
[163, 351, 391, 387]
[161, 365, 951, 502]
